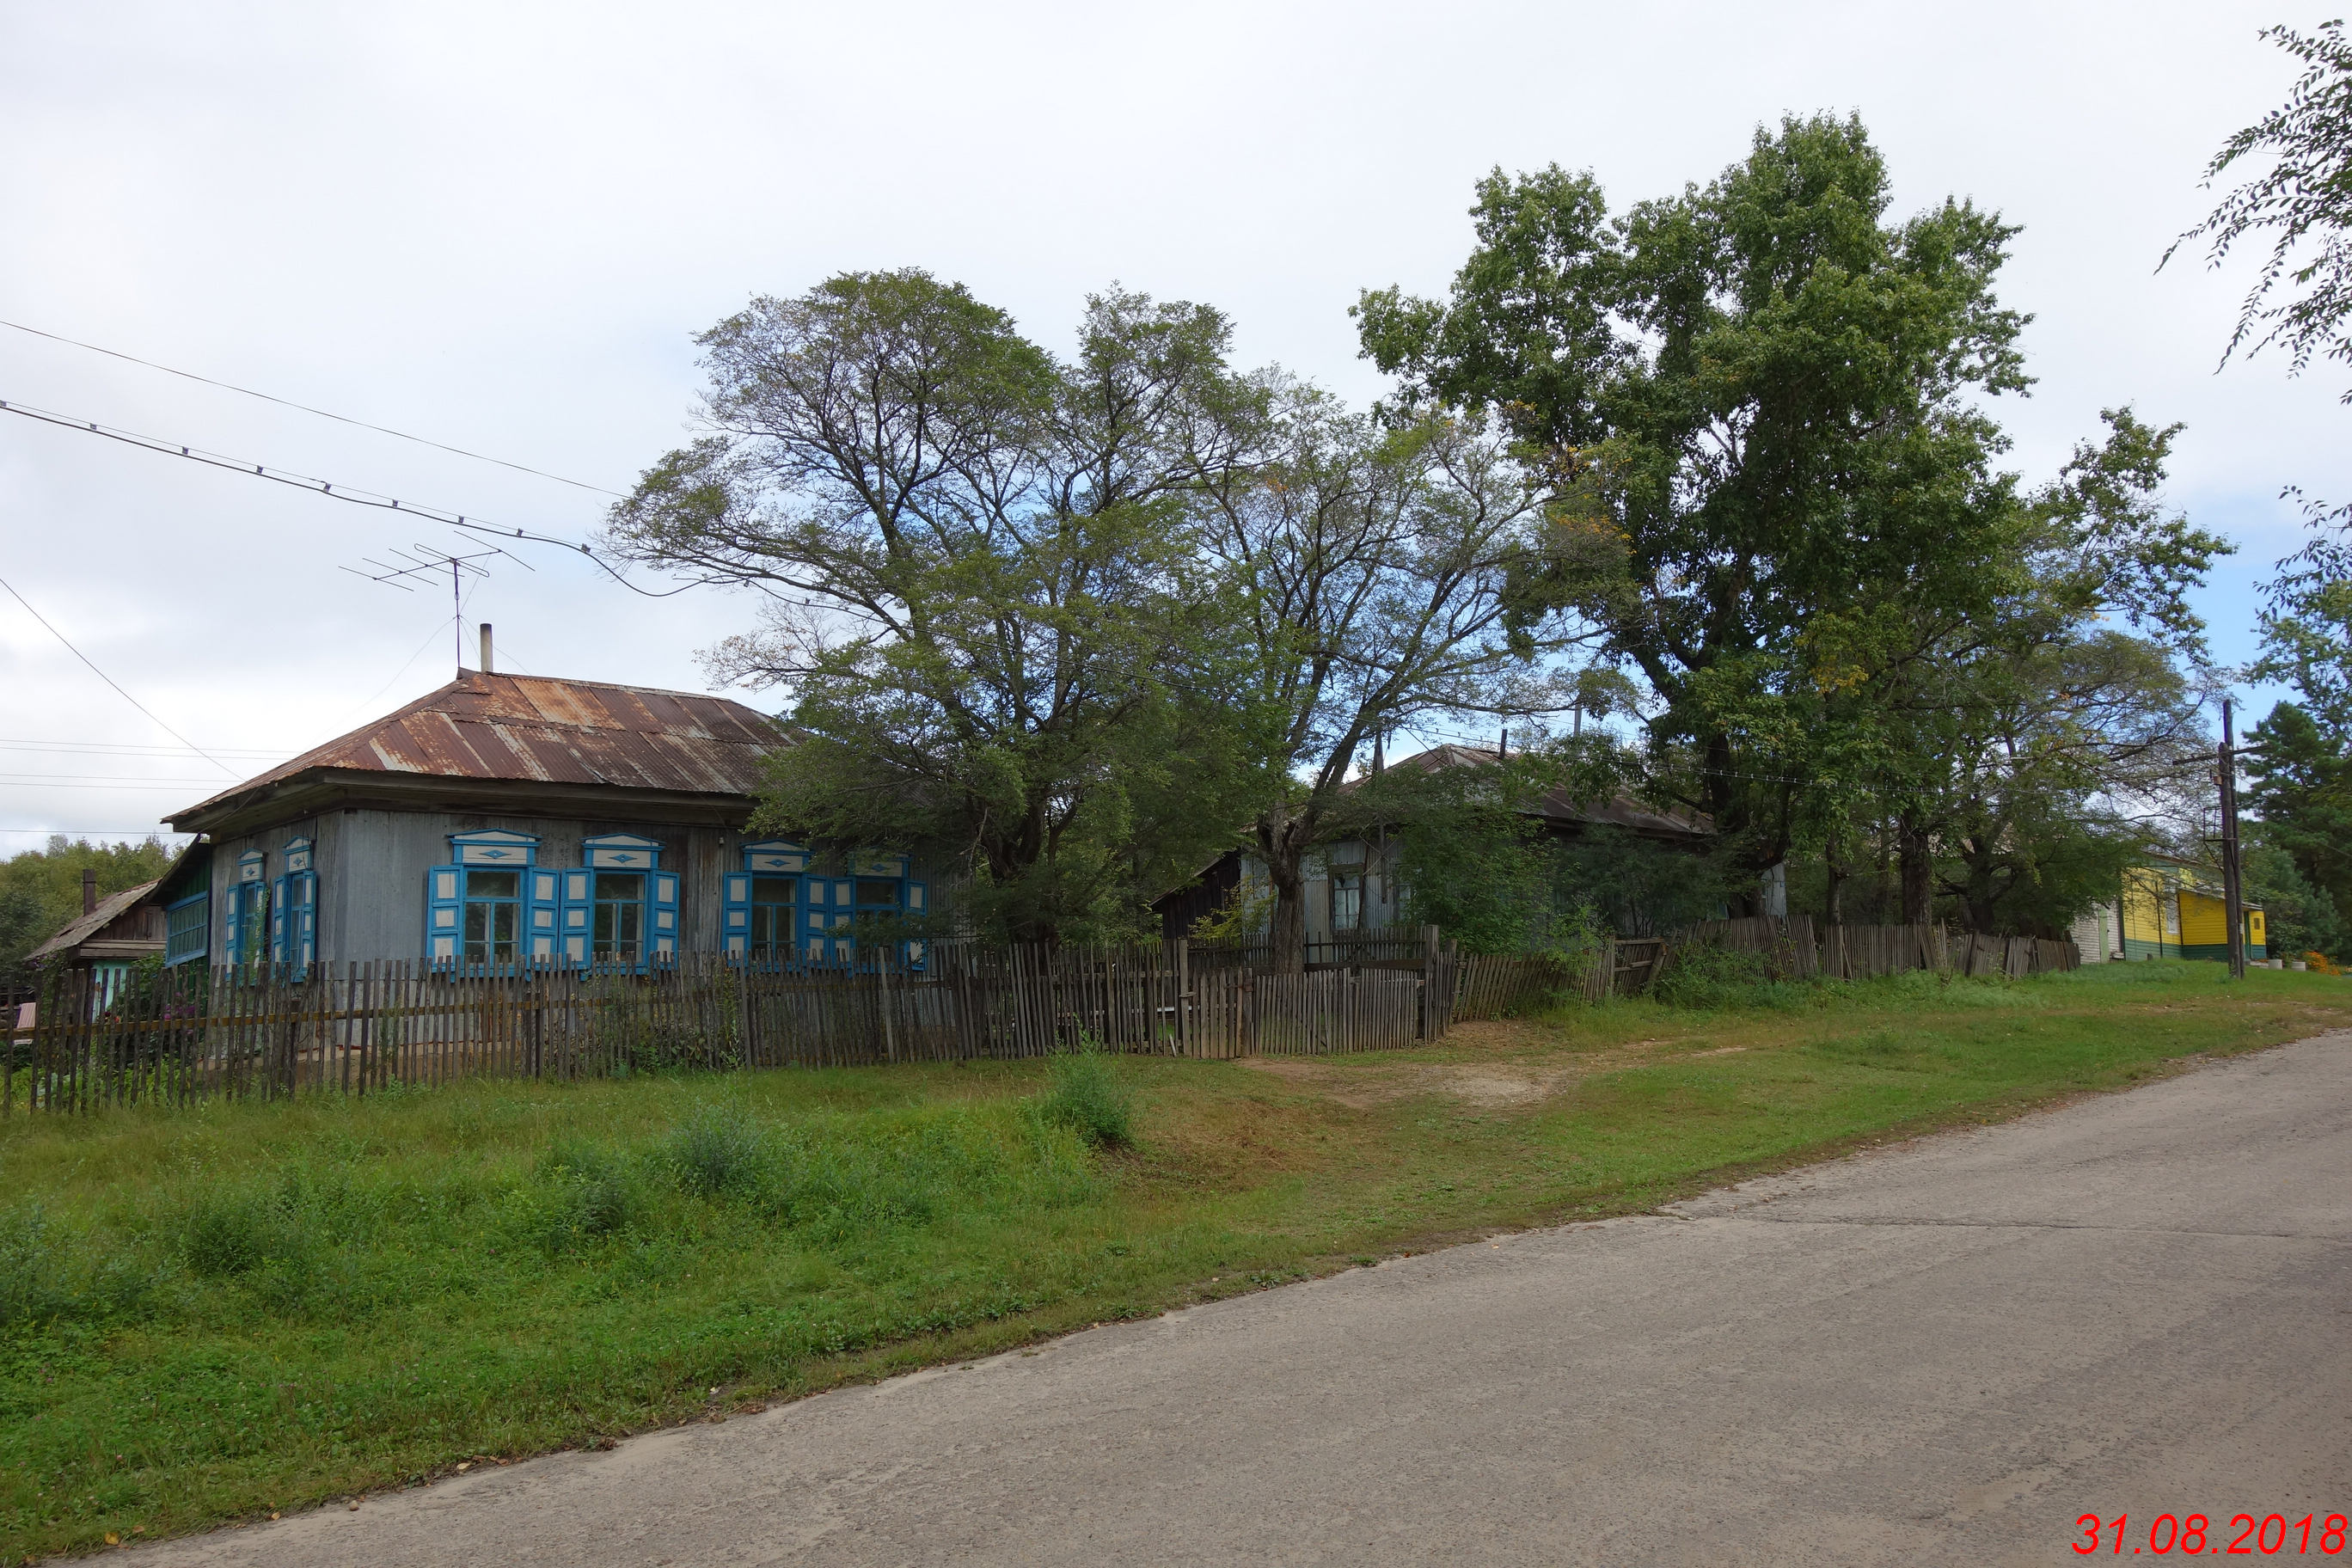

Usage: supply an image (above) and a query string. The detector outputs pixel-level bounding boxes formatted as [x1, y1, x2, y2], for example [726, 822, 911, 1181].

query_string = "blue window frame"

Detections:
[835, 852, 931, 970]
[725, 841, 807, 961]
[165, 892, 210, 967]
[272, 836, 318, 977]
[427, 830, 540, 967]
[579, 836, 676, 970]
[589, 871, 645, 965]
[461, 869, 523, 965]
[224, 850, 268, 968]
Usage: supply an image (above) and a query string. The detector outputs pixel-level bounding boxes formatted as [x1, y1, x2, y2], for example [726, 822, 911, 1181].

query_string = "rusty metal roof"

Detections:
[172, 671, 790, 825]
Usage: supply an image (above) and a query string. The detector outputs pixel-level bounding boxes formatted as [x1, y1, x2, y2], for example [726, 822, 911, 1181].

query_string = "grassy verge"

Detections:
[3, 961, 2346, 1557]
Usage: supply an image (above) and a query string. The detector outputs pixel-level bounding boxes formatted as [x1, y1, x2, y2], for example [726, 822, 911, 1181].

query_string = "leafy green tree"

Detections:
[1351, 750, 1561, 955]
[1194, 387, 1577, 970]
[1357, 115, 2035, 890]
[0, 836, 175, 992]
[607, 272, 1264, 941]
[2242, 839, 2349, 962]
[1363, 120, 2226, 928]
[2167, 21, 2352, 395]
[2244, 701, 2352, 928]
[2172, 24, 2352, 757]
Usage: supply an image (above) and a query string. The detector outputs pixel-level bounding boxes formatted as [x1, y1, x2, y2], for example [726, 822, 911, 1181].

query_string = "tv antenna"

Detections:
[343, 539, 533, 671]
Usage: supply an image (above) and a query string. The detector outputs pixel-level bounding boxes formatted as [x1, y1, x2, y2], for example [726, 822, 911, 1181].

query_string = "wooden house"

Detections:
[25, 871, 168, 1008]
[162, 665, 939, 973]
[1155, 742, 1712, 944]
[2069, 856, 2265, 964]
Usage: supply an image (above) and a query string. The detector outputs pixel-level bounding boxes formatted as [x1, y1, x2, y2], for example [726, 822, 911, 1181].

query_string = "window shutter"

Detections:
[652, 871, 679, 960]
[832, 879, 856, 963]
[722, 873, 750, 957]
[290, 872, 317, 976]
[269, 877, 291, 967]
[905, 879, 928, 971]
[561, 869, 591, 965]
[426, 866, 462, 963]
[528, 869, 561, 963]
[222, 885, 246, 967]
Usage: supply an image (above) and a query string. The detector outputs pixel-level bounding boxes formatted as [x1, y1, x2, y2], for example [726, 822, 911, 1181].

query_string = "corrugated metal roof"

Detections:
[173, 671, 790, 821]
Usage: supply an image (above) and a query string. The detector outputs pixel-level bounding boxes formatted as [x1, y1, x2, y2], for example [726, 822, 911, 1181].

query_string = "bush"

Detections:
[179, 1187, 312, 1281]
[1034, 1047, 1134, 1149]
[527, 1139, 639, 1252]
[1651, 942, 1773, 1008]
[665, 1104, 767, 1198]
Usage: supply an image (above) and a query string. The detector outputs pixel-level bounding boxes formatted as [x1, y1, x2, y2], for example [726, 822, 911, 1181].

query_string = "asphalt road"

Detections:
[138, 1032, 2352, 1567]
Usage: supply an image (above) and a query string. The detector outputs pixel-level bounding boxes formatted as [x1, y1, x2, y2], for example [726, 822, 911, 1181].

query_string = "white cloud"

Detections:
[0, 0, 2333, 839]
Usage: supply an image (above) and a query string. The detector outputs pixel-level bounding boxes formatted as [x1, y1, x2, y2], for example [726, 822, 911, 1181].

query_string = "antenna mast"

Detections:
[341, 539, 532, 671]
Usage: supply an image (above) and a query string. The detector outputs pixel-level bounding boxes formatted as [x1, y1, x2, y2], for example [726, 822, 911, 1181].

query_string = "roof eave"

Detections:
[170, 768, 764, 837]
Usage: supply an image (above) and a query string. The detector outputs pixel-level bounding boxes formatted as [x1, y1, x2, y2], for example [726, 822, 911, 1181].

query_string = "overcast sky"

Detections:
[0, 0, 2338, 848]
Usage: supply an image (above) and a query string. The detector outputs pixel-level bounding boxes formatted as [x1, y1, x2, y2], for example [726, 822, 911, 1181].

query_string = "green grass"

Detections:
[3, 962, 2345, 1558]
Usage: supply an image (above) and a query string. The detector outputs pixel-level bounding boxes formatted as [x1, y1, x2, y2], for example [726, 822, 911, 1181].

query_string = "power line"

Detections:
[0, 781, 210, 791]
[0, 315, 625, 497]
[0, 396, 692, 598]
[0, 827, 183, 838]
[0, 739, 291, 759]
[0, 574, 236, 777]
[0, 773, 232, 785]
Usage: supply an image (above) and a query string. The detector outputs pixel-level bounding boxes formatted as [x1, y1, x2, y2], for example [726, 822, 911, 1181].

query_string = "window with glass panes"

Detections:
[463, 870, 523, 965]
[749, 876, 795, 958]
[1330, 868, 1364, 933]
[590, 871, 646, 964]
[854, 879, 903, 924]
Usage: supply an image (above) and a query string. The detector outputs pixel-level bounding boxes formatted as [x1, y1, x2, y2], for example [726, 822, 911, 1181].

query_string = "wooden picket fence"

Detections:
[5, 919, 2091, 1116]
[5, 939, 1482, 1115]
[1666, 916, 2079, 983]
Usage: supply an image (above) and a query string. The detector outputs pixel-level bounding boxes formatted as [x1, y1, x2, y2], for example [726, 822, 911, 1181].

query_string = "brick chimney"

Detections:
[82, 867, 96, 915]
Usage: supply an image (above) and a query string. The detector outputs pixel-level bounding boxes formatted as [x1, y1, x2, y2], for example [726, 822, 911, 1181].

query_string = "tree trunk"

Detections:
[1825, 842, 1847, 927]
[1255, 807, 1312, 976]
[1897, 811, 1933, 926]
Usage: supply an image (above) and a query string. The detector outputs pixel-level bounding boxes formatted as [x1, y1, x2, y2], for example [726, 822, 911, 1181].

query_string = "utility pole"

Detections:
[2220, 698, 2245, 980]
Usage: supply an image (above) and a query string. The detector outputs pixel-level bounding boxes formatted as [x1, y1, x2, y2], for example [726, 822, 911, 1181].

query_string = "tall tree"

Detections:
[1357, 116, 2032, 895]
[2245, 701, 2352, 926]
[1837, 408, 2226, 923]
[2167, 20, 2352, 395]
[2172, 23, 2352, 751]
[607, 271, 1261, 941]
[1193, 387, 1571, 971]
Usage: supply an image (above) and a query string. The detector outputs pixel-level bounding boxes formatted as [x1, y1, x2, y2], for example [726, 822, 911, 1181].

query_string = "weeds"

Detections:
[664, 1103, 767, 1198]
[1033, 1045, 1134, 1148]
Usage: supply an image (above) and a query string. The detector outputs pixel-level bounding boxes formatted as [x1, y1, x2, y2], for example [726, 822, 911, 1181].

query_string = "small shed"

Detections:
[27, 875, 166, 1008]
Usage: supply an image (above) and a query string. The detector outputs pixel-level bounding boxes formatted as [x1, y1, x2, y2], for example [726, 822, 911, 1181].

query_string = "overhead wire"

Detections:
[0, 574, 236, 777]
[0, 315, 625, 496]
[0, 397, 695, 597]
[0, 738, 291, 759]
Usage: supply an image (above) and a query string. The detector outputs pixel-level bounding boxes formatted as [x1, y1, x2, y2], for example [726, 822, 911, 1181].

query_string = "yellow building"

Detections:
[2117, 861, 2264, 963]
